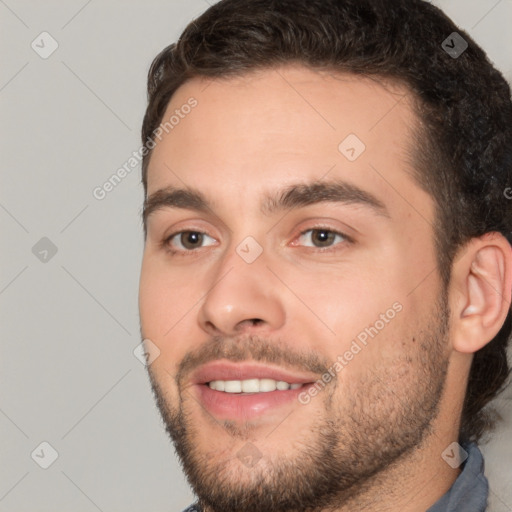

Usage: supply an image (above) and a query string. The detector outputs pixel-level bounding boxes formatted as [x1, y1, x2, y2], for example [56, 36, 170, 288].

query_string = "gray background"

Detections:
[0, 1, 511, 511]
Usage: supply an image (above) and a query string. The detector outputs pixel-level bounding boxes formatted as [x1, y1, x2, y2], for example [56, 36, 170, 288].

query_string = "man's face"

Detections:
[139, 66, 450, 511]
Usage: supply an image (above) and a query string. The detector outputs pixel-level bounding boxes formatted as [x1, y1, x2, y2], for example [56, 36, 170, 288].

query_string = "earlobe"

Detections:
[452, 234, 512, 354]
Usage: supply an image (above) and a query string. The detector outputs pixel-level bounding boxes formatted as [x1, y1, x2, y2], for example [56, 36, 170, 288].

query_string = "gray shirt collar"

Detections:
[426, 441, 488, 512]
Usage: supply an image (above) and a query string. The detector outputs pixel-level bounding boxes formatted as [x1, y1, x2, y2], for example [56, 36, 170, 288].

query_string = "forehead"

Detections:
[146, 66, 425, 217]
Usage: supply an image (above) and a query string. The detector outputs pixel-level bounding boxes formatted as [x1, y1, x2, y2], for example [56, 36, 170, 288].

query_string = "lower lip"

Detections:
[194, 383, 312, 420]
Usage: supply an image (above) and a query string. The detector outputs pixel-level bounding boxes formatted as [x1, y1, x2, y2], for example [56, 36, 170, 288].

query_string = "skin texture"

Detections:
[138, 66, 512, 512]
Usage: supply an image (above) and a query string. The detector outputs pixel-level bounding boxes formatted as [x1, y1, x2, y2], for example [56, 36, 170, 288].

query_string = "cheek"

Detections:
[139, 269, 182, 382]
[291, 268, 420, 374]
[139, 258, 193, 340]
[139, 261, 168, 333]
[293, 271, 398, 336]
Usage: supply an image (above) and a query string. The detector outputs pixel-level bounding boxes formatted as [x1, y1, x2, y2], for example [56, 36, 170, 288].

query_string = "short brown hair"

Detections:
[141, 0, 512, 443]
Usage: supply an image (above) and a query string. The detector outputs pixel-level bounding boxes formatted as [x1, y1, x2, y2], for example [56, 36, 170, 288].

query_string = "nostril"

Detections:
[234, 318, 264, 331]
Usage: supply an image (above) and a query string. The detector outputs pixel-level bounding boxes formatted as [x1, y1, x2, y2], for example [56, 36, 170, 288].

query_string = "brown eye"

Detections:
[297, 228, 347, 249]
[311, 230, 337, 247]
[164, 230, 216, 254]
[179, 231, 204, 249]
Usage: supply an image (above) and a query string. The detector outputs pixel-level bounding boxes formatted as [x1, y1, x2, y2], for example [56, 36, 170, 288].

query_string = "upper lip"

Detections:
[190, 360, 319, 385]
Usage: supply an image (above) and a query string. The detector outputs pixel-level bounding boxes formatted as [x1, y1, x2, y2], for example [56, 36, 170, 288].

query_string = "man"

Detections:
[138, 0, 512, 510]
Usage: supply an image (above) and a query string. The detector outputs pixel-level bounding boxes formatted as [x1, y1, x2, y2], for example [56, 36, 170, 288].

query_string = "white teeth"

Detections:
[224, 380, 242, 393]
[208, 378, 304, 393]
[276, 380, 290, 391]
[241, 379, 259, 393]
[259, 378, 277, 392]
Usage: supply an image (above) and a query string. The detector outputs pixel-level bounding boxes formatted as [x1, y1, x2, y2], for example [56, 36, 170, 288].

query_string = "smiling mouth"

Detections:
[196, 379, 314, 420]
[190, 360, 319, 419]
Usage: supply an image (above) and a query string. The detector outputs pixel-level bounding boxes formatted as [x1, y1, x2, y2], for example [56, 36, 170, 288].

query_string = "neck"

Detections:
[330, 364, 467, 512]
[331, 433, 461, 512]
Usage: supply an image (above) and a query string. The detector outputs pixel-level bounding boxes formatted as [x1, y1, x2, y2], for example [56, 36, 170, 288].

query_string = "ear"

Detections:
[450, 232, 512, 354]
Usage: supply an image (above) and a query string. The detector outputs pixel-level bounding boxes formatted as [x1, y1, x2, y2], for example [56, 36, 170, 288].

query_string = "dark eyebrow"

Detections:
[142, 178, 389, 233]
[261, 180, 388, 217]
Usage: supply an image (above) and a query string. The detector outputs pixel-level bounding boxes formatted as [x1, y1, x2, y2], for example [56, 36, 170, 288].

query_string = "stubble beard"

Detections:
[146, 295, 450, 512]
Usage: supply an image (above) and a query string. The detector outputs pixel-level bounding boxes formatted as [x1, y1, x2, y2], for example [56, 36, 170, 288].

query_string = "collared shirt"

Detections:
[426, 441, 488, 512]
[181, 441, 488, 512]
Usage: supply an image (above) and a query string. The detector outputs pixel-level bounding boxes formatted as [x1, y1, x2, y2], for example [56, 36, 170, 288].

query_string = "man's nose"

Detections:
[197, 242, 286, 337]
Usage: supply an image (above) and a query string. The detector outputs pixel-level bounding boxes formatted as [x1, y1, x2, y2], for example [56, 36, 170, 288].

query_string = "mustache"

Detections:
[175, 334, 331, 386]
